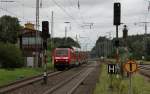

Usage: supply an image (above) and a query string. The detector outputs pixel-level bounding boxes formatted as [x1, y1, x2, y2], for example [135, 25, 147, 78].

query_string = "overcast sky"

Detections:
[0, 0, 149, 50]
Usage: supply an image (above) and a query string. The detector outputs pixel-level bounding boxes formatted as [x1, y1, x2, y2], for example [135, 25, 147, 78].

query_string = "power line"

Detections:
[0, 7, 29, 21]
[52, 0, 81, 26]
[0, 0, 15, 2]
[67, 0, 74, 8]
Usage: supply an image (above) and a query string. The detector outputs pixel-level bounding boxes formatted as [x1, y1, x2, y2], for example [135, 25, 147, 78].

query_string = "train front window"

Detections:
[56, 49, 68, 56]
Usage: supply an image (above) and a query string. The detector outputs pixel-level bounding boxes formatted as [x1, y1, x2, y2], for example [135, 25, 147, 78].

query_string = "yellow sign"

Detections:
[124, 61, 138, 73]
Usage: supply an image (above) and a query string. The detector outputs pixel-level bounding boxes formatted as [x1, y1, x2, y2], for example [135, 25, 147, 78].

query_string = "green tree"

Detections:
[48, 37, 80, 51]
[0, 15, 22, 43]
[0, 42, 24, 68]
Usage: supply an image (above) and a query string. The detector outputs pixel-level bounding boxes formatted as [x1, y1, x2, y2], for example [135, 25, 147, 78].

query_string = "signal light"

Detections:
[113, 3, 121, 25]
[42, 21, 49, 39]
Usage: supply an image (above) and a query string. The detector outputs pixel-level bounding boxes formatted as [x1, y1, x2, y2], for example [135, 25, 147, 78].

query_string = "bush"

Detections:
[0, 42, 24, 68]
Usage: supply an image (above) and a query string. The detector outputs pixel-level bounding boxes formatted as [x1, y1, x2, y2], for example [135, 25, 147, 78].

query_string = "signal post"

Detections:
[124, 60, 138, 94]
[113, 2, 121, 75]
[42, 21, 50, 84]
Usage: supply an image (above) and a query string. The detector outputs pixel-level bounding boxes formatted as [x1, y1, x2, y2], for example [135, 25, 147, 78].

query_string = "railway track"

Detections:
[0, 71, 62, 94]
[0, 61, 99, 94]
[43, 62, 98, 94]
[139, 64, 150, 78]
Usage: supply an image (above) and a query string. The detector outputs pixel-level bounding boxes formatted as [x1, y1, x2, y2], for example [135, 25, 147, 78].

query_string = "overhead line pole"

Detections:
[51, 11, 54, 48]
[35, 0, 40, 67]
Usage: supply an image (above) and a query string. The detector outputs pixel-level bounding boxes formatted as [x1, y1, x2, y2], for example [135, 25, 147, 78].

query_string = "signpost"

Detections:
[124, 60, 138, 94]
[108, 64, 117, 94]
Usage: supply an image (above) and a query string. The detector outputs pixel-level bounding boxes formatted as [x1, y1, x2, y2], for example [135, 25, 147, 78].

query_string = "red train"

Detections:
[52, 47, 88, 70]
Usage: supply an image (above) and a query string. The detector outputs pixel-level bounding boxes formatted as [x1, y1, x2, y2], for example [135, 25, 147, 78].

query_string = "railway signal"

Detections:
[113, 2, 121, 25]
[113, 2, 121, 78]
[42, 21, 50, 40]
[42, 21, 50, 84]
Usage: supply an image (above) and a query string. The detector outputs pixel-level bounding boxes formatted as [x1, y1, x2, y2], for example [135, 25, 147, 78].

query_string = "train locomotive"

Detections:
[52, 47, 87, 70]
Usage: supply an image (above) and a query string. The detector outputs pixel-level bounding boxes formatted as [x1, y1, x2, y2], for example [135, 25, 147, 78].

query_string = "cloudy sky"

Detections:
[0, 0, 149, 50]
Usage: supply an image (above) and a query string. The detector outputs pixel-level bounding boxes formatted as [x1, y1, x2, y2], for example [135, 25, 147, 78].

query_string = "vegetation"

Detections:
[91, 34, 150, 60]
[94, 64, 150, 94]
[0, 68, 42, 86]
[48, 37, 80, 51]
[0, 55, 53, 86]
[0, 42, 24, 68]
[0, 15, 24, 69]
[0, 15, 22, 43]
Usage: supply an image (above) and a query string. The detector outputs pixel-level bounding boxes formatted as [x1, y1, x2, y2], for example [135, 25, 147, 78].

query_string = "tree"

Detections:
[48, 37, 80, 51]
[0, 15, 22, 43]
[0, 42, 24, 68]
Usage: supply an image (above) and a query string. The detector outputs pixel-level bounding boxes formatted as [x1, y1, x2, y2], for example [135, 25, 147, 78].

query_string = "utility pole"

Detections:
[51, 11, 54, 48]
[135, 22, 150, 34]
[35, 0, 40, 67]
[65, 26, 67, 42]
[51, 11, 54, 67]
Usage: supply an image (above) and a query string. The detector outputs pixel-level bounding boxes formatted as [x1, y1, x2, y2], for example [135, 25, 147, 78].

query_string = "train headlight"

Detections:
[65, 60, 68, 62]
[56, 60, 58, 62]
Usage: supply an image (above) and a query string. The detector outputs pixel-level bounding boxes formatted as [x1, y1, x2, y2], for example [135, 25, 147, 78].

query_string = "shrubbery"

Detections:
[0, 42, 24, 68]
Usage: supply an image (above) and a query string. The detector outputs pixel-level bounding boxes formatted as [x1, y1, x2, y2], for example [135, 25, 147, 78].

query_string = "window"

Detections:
[22, 37, 42, 45]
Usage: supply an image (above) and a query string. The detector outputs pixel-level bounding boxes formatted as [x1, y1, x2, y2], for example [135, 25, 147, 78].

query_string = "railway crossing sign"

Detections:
[124, 60, 138, 73]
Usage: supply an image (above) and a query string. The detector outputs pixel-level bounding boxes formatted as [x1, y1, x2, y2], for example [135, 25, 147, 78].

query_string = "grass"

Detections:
[0, 60, 54, 86]
[0, 68, 42, 86]
[93, 64, 109, 94]
[93, 64, 150, 94]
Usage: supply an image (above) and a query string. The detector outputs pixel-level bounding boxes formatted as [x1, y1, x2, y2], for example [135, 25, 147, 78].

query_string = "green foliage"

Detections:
[48, 37, 80, 50]
[0, 42, 24, 68]
[0, 68, 42, 86]
[91, 37, 113, 57]
[0, 15, 22, 43]
[94, 64, 150, 94]
[94, 65, 108, 94]
[92, 34, 150, 60]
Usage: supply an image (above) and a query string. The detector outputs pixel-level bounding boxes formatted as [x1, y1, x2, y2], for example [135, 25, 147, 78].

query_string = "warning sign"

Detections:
[124, 60, 138, 73]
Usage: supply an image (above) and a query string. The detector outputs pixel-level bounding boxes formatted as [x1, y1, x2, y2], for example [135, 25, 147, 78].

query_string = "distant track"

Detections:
[139, 64, 150, 78]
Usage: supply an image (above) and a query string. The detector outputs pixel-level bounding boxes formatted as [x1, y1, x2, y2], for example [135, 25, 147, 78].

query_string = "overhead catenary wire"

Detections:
[0, 0, 36, 23]
[0, 7, 29, 21]
[52, 0, 82, 26]
[66, 0, 74, 8]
